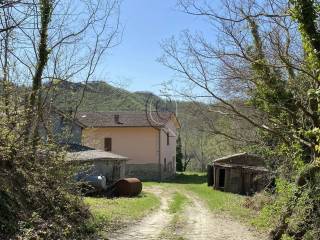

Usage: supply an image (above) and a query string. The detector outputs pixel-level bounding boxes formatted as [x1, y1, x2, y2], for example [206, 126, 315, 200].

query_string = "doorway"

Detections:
[219, 169, 225, 188]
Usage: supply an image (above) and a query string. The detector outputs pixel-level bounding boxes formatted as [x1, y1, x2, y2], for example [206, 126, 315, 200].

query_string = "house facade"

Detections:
[74, 111, 180, 181]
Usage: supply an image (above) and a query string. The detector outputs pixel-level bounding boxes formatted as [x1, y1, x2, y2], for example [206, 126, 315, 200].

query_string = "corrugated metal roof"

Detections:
[212, 152, 268, 171]
[213, 163, 269, 172]
[213, 152, 260, 163]
[66, 150, 128, 162]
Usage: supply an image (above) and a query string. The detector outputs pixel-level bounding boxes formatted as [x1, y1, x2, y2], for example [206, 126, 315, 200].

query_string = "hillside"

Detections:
[50, 80, 150, 111]
[50, 80, 208, 124]
[49, 80, 251, 170]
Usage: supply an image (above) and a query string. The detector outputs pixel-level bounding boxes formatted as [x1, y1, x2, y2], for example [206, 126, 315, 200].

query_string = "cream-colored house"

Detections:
[73, 111, 180, 181]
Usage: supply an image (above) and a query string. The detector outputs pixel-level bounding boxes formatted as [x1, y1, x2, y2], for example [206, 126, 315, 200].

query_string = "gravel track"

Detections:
[106, 186, 267, 240]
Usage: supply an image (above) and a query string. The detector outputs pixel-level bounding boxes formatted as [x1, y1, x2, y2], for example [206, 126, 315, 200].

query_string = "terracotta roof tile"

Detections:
[75, 111, 174, 128]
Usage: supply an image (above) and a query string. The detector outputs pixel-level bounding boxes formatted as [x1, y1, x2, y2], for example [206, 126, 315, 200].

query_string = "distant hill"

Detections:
[51, 80, 152, 112]
[50, 80, 184, 115]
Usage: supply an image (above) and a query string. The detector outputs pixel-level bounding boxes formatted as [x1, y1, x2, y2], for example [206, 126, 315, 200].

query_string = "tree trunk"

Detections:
[25, 0, 52, 145]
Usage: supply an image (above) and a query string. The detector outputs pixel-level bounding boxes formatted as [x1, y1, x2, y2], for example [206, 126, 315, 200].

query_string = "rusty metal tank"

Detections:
[115, 178, 142, 197]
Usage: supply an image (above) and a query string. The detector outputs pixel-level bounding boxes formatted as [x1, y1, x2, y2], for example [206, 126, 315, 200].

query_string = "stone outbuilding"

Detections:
[66, 144, 128, 184]
[209, 153, 270, 195]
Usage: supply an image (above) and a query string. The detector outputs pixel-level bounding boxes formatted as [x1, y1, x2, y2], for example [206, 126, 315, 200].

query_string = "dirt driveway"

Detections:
[106, 186, 173, 240]
[106, 186, 266, 240]
[179, 192, 265, 240]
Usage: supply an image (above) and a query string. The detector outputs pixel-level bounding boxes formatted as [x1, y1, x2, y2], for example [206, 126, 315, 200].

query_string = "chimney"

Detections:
[114, 114, 120, 124]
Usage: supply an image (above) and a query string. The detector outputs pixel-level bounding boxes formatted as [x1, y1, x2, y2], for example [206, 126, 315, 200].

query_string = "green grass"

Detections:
[144, 172, 255, 222]
[171, 171, 207, 184]
[85, 172, 261, 237]
[84, 192, 160, 232]
[160, 191, 189, 240]
[185, 183, 253, 220]
[168, 192, 189, 214]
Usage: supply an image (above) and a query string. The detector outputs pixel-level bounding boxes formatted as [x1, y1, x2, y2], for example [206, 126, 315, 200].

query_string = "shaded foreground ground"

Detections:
[98, 173, 267, 240]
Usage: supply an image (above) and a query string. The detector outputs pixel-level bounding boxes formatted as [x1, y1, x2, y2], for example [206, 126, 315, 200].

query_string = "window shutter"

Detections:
[104, 138, 112, 152]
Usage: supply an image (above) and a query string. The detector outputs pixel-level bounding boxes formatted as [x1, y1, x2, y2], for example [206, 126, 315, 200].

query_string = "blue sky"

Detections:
[97, 0, 213, 94]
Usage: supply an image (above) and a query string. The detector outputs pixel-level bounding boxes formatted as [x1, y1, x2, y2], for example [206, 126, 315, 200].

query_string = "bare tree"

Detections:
[0, 0, 121, 144]
[161, 0, 320, 239]
[0, 1, 122, 238]
[160, 0, 319, 147]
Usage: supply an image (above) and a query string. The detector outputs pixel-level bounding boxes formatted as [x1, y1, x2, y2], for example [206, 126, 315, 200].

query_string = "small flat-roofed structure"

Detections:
[211, 153, 269, 195]
[66, 144, 128, 183]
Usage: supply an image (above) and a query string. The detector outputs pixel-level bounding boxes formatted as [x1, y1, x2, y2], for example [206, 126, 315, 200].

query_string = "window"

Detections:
[164, 158, 167, 172]
[166, 132, 170, 145]
[104, 138, 112, 152]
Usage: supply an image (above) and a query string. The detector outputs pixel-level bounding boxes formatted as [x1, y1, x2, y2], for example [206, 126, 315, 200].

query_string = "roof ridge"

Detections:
[213, 152, 262, 162]
[76, 111, 173, 113]
[73, 111, 176, 128]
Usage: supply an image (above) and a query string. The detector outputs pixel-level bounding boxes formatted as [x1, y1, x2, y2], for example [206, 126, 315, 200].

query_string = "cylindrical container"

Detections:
[115, 178, 142, 197]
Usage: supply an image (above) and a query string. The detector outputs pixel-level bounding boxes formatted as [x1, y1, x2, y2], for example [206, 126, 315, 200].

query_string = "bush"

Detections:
[243, 191, 274, 211]
[252, 177, 320, 240]
[0, 108, 91, 239]
[252, 179, 296, 230]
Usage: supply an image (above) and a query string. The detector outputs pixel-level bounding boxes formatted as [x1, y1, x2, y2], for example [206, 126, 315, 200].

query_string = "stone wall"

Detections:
[161, 161, 175, 180]
[228, 168, 242, 193]
[125, 163, 175, 181]
[126, 163, 161, 181]
[213, 165, 269, 195]
[77, 160, 126, 183]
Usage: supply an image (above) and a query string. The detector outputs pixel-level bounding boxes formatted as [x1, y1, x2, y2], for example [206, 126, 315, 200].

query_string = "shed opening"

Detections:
[219, 169, 225, 188]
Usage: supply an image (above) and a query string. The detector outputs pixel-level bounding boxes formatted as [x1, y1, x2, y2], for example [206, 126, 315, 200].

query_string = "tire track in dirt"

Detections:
[105, 186, 172, 240]
[179, 192, 266, 240]
[106, 186, 266, 240]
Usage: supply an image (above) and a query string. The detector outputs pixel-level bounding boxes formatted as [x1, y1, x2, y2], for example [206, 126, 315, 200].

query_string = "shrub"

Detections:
[0, 107, 91, 239]
[243, 191, 274, 212]
[252, 179, 296, 230]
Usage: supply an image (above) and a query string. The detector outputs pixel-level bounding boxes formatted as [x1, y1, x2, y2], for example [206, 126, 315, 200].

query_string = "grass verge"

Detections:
[145, 172, 256, 223]
[160, 192, 189, 240]
[185, 184, 253, 220]
[84, 191, 160, 233]
[168, 192, 189, 214]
